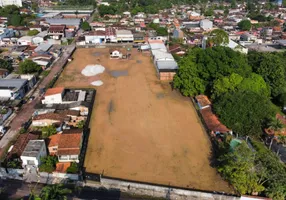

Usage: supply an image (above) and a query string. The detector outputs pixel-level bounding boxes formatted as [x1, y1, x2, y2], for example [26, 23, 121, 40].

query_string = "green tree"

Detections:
[39, 156, 58, 173]
[248, 51, 286, 98]
[238, 20, 252, 31]
[76, 120, 85, 129]
[66, 162, 78, 174]
[156, 27, 168, 36]
[213, 90, 275, 136]
[9, 14, 22, 26]
[41, 125, 57, 138]
[218, 142, 265, 195]
[0, 59, 12, 72]
[27, 29, 39, 36]
[81, 21, 91, 31]
[19, 59, 41, 74]
[268, 117, 284, 132]
[207, 29, 229, 47]
[40, 184, 71, 200]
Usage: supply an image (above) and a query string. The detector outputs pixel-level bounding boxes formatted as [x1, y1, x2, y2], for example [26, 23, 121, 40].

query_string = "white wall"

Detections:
[0, 89, 12, 98]
[0, 0, 22, 7]
[42, 93, 63, 104]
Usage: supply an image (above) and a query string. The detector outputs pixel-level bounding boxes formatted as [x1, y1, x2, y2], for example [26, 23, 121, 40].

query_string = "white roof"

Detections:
[149, 43, 167, 50]
[156, 60, 178, 70]
[115, 29, 132, 36]
[18, 36, 33, 42]
[152, 49, 174, 61]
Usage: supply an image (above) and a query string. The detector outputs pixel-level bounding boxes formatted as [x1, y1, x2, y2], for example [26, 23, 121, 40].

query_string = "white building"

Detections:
[17, 36, 33, 45]
[85, 31, 105, 44]
[0, 28, 14, 40]
[20, 140, 47, 170]
[42, 87, 86, 104]
[0, 0, 22, 7]
[116, 30, 134, 42]
[200, 19, 213, 30]
[0, 79, 29, 100]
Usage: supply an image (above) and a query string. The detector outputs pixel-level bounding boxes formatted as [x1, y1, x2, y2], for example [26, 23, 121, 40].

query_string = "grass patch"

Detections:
[41, 70, 50, 77]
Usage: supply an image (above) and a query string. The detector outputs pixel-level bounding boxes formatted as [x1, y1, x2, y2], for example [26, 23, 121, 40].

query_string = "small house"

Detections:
[109, 49, 127, 59]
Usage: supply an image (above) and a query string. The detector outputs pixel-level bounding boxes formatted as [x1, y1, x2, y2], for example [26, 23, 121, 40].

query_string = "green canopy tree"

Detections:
[207, 29, 229, 47]
[218, 142, 265, 195]
[40, 184, 71, 200]
[81, 21, 91, 31]
[238, 20, 252, 31]
[19, 59, 41, 74]
[0, 59, 12, 72]
[41, 125, 57, 138]
[213, 90, 275, 136]
[27, 29, 39, 36]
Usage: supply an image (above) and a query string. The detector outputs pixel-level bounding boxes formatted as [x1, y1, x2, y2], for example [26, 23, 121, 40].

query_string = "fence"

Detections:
[84, 176, 240, 200]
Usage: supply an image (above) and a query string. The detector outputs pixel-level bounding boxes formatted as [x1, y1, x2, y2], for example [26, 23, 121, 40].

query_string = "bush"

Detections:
[66, 162, 78, 174]
[39, 156, 58, 173]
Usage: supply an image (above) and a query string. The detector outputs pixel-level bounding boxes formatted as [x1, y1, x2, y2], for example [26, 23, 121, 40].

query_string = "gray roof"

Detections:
[0, 79, 27, 90]
[35, 101, 90, 110]
[46, 18, 81, 26]
[35, 43, 53, 53]
[21, 140, 45, 157]
[156, 60, 178, 71]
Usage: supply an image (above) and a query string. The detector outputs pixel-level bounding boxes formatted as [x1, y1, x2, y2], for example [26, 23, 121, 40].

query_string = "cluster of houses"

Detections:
[7, 87, 94, 173]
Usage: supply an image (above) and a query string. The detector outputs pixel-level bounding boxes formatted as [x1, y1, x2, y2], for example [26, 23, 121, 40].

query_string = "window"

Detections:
[59, 155, 68, 160]
[27, 160, 35, 165]
[52, 147, 57, 151]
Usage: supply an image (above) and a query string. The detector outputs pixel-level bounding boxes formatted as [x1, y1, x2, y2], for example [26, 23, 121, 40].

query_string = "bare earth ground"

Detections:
[55, 48, 233, 193]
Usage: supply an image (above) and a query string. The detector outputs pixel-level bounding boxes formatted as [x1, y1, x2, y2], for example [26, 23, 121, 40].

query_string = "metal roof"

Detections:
[21, 140, 45, 157]
[156, 60, 178, 70]
[0, 79, 27, 90]
[46, 18, 81, 26]
[35, 43, 53, 53]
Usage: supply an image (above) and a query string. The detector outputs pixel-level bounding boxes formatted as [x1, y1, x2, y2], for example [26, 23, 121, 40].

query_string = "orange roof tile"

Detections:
[55, 162, 71, 173]
[195, 95, 211, 108]
[45, 87, 64, 96]
[48, 134, 60, 147]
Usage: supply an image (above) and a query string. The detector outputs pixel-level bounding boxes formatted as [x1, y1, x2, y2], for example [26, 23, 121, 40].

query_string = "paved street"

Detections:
[0, 45, 76, 157]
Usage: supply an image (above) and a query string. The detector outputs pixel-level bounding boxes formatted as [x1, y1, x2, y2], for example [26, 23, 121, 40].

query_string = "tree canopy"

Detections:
[40, 184, 71, 200]
[27, 29, 39, 36]
[0, 59, 12, 72]
[213, 90, 274, 136]
[238, 20, 252, 31]
[41, 125, 57, 138]
[19, 60, 41, 74]
[81, 21, 91, 31]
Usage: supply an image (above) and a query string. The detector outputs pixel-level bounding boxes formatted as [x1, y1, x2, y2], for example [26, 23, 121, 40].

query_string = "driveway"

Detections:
[0, 45, 76, 157]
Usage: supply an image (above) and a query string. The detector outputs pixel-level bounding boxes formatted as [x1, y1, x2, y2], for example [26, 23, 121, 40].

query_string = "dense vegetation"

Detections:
[174, 46, 286, 137]
[218, 138, 286, 199]
[39, 156, 58, 173]
[19, 60, 41, 74]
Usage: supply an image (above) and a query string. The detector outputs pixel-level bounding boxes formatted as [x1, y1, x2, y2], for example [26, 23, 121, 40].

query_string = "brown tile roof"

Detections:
[195, 95, 211, 108]
[45, 87, 64, 96]
[33, 110, 79, 122]
[48, 134, 60, 147]
[55, 162, 71, 173]
[9, 133, 39, 157]
[57, 148, 80, 155]
[58, 133, 81, 149]
[200, 107, 230, 133]
[49, 25, 65, 32]
[62, 128, 83, 135]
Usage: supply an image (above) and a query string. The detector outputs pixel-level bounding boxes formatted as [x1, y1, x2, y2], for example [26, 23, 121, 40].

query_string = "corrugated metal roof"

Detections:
[156, 60, 178, 70]
[35, 43, 53, 52]
[46, 18, 81, 26]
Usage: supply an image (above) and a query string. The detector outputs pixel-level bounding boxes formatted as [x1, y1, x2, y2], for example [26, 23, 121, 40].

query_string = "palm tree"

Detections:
[40, 184, 71, 200]
[278, 135, 286, 145]
[267, 117, 284, 149]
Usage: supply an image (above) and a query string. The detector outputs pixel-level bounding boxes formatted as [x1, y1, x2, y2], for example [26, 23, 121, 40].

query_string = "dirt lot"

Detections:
[55, 48, 233, 193]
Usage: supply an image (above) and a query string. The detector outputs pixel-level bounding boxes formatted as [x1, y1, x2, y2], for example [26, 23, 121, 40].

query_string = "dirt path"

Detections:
[56, 48, 233, 193]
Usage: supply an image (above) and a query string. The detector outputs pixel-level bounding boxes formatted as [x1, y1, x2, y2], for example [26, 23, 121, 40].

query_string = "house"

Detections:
[195, 95, 211, 110]
[85, 30, 106, 44]
[200, 19, 213, 30]
[105, 27, 117, 43]
[8, 133, 39, 158]
[41, 88, 87, 104]
[32, 31, 48, 45]
[29, 54, 53, 69]
[109, 48, 128, 59]
[20, 140, 47, 170]
[0, 79, 29, 100]
[48, 129, 83, 163]
[48, 25, 65, 40]
[116, 29, 134, 43]
[17, 36, 33, 45]
[133, 33, 145, 43]
[34, 43, 53, 53]
[0, 28, 14, 40]
[172, 29, 184, 39]
[32, 110, 80, 127]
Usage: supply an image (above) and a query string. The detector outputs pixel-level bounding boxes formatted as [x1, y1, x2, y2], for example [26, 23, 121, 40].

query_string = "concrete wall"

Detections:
[100, 177, 240, 200]
[0, 167, 24, 180]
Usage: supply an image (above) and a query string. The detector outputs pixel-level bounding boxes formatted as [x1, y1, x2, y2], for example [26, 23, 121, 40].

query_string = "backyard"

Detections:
[55, 48, 233, 193]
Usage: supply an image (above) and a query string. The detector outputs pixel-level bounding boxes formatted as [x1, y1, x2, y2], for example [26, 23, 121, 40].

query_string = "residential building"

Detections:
[133, 33, 145, 43]
[105, 27, 117, 43]
[41, 88, 87, 104]
[20, 140, 47, 170]
[200, 19, 213, 30]
[32, 110, 80, 127]
[85, 30, 106, 44]
[48, 25, 65, 40]
[0, 28, 14, 40]
[0, 79, 29, 100]
[17, 36, 33, 45]
[48, 129, 83, 163]
[0, 0, 22, 7]
[116, 29, 134, 43]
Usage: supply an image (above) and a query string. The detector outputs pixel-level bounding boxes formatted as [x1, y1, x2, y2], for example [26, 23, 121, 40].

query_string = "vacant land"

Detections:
[55, 48, 233, 193]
